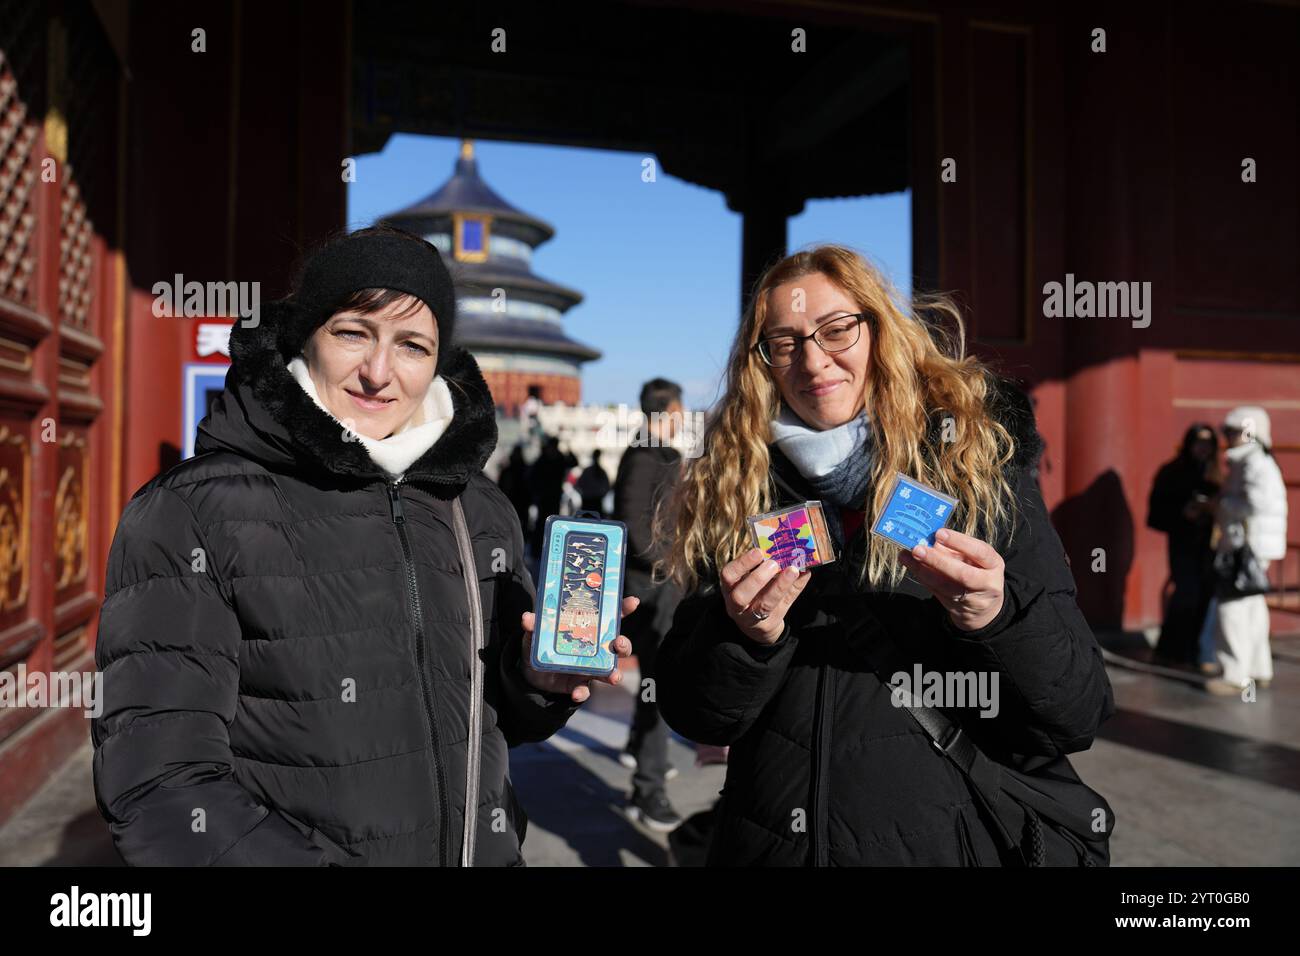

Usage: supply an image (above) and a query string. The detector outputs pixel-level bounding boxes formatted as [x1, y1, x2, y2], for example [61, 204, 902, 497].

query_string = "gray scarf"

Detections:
[769, 403, 873, 546]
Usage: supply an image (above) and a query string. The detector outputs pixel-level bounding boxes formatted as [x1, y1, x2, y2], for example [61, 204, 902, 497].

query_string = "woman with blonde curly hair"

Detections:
[654, 245, 1114, 866]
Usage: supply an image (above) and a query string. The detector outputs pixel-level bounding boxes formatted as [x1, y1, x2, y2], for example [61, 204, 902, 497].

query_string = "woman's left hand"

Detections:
[519, 596, 640, 703]
[898, 528, 1005, 632]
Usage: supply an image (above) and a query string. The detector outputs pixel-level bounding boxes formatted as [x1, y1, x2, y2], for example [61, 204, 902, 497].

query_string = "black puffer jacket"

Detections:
[656, 380, 1115, 866]
[92, 302, 576, 866]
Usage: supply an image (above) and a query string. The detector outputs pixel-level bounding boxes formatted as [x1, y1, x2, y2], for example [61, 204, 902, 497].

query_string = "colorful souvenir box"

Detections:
[530, 515, 627, 676]
[746, 500, 837, 571]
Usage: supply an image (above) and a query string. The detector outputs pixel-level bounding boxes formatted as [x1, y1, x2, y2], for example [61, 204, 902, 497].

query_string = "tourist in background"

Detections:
[498, 444, 534, 540]
[1146, 423, 1221, 668]
[528, 435, 576, 557]
[616, 378, 688, 831]
[576, 449, 612, 515]
[1202, 406, 1288, 695]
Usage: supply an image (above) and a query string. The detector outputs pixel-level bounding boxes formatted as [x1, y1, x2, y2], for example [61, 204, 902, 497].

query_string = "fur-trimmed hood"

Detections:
[980, 374, 1045, 475]
[195, 299, 498, 485]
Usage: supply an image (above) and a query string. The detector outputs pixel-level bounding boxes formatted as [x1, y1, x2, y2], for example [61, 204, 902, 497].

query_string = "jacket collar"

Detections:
[195, 299, 498, 486]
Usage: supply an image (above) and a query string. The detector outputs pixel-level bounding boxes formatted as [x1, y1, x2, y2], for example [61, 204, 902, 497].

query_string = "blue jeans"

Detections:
[1197, 596, 1219, 666]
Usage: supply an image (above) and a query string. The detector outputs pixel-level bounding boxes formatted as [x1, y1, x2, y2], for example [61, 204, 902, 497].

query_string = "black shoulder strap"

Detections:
[887, 680, 1005, 799]
[844, 613, 1009, 821]
[848, 612, 1109, 863]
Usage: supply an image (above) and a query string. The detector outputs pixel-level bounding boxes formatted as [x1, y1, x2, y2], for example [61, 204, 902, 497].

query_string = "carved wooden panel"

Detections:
[54, 427, 87, 599]
[58, 178, 93, 331]
[0, 49, 38, 308]
[0, 422, 29, 619]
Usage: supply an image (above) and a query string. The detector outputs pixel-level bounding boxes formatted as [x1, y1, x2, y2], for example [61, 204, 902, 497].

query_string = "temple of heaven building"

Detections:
[381, 140, 600, 416]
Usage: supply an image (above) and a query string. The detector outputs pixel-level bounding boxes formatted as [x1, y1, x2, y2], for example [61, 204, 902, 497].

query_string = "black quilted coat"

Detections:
[92, 302, 576, 866]
[656, 379, 1115, 865]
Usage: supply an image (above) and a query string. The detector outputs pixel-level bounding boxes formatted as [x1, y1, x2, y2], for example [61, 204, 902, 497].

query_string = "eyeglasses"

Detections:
[755, 313, 870, 368]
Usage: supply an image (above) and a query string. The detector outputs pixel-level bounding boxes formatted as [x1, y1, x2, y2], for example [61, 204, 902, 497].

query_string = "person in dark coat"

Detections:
[528, 436, 575, 557]
[1145, 423, 1221, 667]
[497, 444, 534, 536]
[653, 245, 1114, 866]
[91, 227, 634, 866]
[576, 449, 612, 515]
[614, 378, 686, 831]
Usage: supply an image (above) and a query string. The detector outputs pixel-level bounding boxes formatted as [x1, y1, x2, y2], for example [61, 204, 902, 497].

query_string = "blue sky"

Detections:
[348, 135, 910, 410]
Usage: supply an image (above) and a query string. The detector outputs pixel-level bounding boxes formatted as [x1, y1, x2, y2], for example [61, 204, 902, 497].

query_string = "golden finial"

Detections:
[460, 139, 475, 161]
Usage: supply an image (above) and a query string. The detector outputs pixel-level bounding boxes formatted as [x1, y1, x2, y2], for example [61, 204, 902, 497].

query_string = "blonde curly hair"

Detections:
[655, 244, 1021, 594]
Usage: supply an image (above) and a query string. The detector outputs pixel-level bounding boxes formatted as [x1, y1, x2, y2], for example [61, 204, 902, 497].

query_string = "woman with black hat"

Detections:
[91, 226, 634, 866]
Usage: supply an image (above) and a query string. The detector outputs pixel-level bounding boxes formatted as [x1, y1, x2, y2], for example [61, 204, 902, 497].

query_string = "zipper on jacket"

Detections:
[773, 450, 837, 865]
[808, 663, 833, 867]
[388, 478, 452, 867]
[451, 497, 486, 867]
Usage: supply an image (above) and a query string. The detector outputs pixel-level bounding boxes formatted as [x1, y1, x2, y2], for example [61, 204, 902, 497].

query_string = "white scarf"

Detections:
[767, 404, 874, 549]
[768, 403, 872, 479]
[285, 356, 455, 478]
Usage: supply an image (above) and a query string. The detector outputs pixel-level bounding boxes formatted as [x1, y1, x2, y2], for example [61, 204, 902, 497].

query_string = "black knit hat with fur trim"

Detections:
[279, 228, 457, 374]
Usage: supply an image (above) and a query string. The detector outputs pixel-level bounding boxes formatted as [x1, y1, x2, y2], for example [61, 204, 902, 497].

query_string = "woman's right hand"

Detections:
[720, 548, 813, 645]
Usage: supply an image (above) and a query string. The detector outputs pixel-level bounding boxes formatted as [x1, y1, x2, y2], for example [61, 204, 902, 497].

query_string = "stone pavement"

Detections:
[511, 670, 724, 866]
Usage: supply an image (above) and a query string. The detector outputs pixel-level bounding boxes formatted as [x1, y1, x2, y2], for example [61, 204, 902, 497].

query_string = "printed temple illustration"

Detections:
[556, 533, 607, 655]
